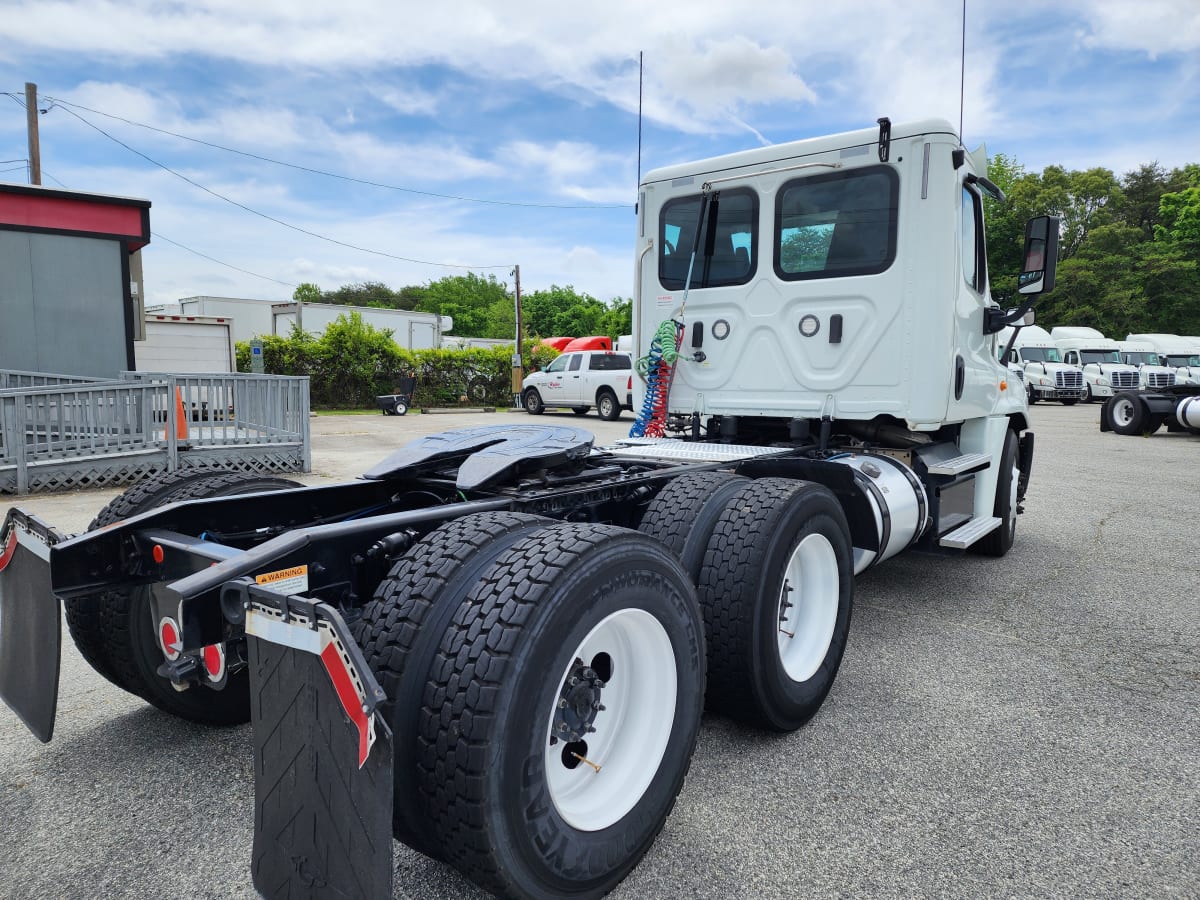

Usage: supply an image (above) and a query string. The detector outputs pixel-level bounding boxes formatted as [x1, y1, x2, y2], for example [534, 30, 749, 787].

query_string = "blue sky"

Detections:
[1, 1, 1197, 311]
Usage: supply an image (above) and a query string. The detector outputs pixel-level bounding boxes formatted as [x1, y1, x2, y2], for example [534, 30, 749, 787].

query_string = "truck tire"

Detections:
[417, 523, 704, 899]
[596, 388, 622, 421]
[523, 388, 545, 415]
[64, 470, 301, 724]
[352, 511, 550, 856]
[637, 470, 750, 582]
[1109, 392, 1148, 436]
[973, 429, 1019, 558]
[1083, 384, 1093, 403]
[697, 477, 853, 732]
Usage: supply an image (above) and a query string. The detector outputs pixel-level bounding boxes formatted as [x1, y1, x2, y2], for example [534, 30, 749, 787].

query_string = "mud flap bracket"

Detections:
[234, 580, 394, 900]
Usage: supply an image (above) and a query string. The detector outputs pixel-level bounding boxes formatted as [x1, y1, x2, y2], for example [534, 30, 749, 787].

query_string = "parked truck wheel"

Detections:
[596, 388, 622, 421]
[352, 511, 550, 856]
[1109, 392, 1148, 436]
[417, 523, 704, 899]
[64, 470, 301, 723]
[637, 470, 751, 582]
[523, 388, 545, 415]
[697, 478, 853, 732]
[973, 429, 1019, 558]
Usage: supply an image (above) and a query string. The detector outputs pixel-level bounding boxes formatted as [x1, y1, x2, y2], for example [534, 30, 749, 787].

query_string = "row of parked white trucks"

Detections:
[0, 117, 1090, 898]
[1000, 326, 1200, 404]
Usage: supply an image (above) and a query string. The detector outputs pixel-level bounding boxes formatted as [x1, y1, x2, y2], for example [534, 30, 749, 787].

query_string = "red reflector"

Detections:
[159, 618, 182, 660]
[202, 644, 226, 681]
[627, 376, 632, 389]
[152, 544, 164, 564]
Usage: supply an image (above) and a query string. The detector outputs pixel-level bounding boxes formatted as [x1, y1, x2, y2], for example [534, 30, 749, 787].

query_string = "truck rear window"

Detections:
[773, 166, 898, 280]
[588, 354, 631, 371]
[659, 189, 758, 290]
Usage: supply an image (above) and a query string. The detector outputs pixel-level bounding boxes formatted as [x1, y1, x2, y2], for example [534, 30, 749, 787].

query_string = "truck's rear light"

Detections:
[628, 376, 633, 389]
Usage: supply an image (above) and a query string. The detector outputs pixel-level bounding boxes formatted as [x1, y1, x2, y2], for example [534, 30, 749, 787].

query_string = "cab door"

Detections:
[562, 353, 585, 404]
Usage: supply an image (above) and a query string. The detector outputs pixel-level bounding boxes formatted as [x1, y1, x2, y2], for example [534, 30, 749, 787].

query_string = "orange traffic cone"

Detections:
[174, 387, 188, 440]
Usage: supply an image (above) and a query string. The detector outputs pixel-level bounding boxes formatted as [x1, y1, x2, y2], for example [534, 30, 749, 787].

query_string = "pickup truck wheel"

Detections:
[352, 511, 550, 856]
[523, 388, 545, 415]
[637, 470, 750, 582]
[697, 478, 853, 732]
[1109, 392, 1147, 435]
[973, 429, 1019, 558]
[418, 524, 704, 898]
[571, 406, 591, 416]
[64, 471, 301, 723]
[597, 389, 621, 421]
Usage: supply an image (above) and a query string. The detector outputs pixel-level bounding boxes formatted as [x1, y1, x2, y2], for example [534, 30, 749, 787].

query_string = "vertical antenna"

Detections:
[637, 51, 644, 201]
[959, 0, 967, 144]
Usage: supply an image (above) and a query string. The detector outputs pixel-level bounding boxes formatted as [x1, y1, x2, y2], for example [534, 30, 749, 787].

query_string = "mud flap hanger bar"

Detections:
[223, 577, 388, 755]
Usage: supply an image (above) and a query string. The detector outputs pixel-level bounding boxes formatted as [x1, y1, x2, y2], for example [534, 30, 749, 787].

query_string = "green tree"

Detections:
[416, 272, 511, 338]
[322, 281, 404, 308]
[293, 282, 322, 303]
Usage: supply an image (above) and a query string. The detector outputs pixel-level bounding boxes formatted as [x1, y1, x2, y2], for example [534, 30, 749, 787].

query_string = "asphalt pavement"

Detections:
[1, 403, 1197, 898]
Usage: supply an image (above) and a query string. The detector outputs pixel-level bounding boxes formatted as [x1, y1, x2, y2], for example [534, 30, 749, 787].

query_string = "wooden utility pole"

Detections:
[25, 82, 41, 186]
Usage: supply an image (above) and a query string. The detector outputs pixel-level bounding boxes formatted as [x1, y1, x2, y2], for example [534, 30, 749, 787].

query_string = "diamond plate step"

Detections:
[609, 438, 791, 463]
[926, 452, 991, 476]
[939, 516, 1002, 549]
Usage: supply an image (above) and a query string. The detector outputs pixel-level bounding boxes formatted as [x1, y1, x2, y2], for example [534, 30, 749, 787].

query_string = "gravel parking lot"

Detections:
[2, 404, 1197, 898]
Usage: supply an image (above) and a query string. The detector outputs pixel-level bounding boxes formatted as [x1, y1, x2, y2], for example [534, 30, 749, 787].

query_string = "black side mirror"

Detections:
[1018, 216, 1060, 295]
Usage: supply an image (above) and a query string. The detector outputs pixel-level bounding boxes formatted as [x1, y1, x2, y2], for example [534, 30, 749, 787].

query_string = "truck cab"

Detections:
[1115, 340, 1177, 389]
[634, 117, 1059, 556]
[1050, 327, 1140, 402]
[999, 324, 1086, 404]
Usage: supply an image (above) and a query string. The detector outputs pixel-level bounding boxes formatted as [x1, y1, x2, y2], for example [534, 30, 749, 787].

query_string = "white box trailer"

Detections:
[134, 313, 235, 373]
[271, 302, 451, 350]
[176, 296, 278, 343]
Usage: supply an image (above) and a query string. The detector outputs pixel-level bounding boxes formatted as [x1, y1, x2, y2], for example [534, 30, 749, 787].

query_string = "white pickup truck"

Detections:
[521, 349, 634, 420]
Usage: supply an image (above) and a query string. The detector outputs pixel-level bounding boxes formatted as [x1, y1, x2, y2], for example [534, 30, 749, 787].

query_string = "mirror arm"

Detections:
[984, 297, 1037, 336]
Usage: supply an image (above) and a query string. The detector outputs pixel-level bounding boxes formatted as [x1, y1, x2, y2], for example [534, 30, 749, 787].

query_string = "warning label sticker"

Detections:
[255, 564, 309, 595]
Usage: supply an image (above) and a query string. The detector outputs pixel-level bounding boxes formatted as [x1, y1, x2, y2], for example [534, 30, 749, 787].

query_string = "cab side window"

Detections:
[545, 355, 569, 374]
[961, 185, 987, 293]
[568, 355, 583, 372]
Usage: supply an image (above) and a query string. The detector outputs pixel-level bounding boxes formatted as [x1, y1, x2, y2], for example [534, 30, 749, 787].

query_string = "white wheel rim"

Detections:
[776, 533, 840, 683]
[544, 608, 676, 832]
[1113, 399, 1134, 427]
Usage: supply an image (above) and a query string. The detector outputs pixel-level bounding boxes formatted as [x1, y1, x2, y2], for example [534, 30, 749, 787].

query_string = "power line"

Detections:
[53, 102, 514, 270]
[40, 167, 300, 288]
[41, 95, 632, 211]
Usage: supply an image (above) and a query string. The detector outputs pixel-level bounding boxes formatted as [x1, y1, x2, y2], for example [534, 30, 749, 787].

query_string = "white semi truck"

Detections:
[999, 323, 1086, 404]
[1126, 333, 1200, 386]
[1049, 326, 1141, 402]
[1, 117, 1060, 899]
[1116, 339, 1178, 389]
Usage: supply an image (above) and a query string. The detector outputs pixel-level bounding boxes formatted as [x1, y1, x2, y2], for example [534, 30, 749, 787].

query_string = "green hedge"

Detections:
[236, 313, 561, 409]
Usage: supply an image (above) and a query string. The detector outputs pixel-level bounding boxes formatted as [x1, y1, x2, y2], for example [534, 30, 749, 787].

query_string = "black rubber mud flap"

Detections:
[0, 509, 66, 743]
[240, 584, 394, 900]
